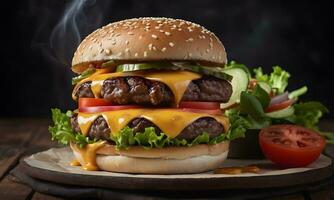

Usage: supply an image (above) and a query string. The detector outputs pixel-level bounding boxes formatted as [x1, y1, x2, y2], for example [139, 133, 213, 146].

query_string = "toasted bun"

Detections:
[72, 17, 227, 73]
[72, 142, 229, 174]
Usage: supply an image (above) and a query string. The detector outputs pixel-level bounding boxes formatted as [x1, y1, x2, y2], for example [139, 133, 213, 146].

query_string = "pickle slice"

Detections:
[116, 62, 233, 81]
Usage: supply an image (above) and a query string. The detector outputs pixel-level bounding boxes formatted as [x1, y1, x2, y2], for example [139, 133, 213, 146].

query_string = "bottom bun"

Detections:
[72, 142, 229, 174]
[98, 151, 228, 174]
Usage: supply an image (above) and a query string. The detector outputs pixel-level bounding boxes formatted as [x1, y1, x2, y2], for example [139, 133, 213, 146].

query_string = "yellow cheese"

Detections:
[72, 70, 201, 105]
[70, 141, 106, 171]
[77, 108, 230, 138]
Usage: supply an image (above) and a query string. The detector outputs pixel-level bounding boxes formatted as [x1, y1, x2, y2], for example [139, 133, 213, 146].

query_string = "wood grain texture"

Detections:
[0, 175, 33, 200]
[32, 192, 65, 200]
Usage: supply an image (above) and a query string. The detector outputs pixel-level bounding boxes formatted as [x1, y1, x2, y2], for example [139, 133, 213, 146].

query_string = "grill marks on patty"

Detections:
[75, 76, 232, 105]
[71, 114, 225, 142]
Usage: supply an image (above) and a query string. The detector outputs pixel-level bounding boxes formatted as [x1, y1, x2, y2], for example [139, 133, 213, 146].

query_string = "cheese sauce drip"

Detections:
[70, 141, 106, 171]
[77, 109, 230, 138]
[72, 70, 201, 105]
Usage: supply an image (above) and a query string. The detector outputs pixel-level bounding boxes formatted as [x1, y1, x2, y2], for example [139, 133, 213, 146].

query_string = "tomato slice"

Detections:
[179, 101, 220, 110]
[181, 108, 222, 115]
[79, 98, 111, 108]
[259, 125, 326, 168]
[79, 105, 142, 113]
[265, 99, 294, 113]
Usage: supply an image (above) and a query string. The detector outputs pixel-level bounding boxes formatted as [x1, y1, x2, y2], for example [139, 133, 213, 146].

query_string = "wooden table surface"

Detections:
[0, 119, 333, 200]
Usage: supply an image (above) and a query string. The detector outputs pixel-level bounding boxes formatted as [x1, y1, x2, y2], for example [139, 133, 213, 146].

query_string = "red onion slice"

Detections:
[270, 92, 289, 106]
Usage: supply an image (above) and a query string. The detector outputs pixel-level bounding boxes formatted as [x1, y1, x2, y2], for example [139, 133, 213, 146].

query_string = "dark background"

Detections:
[2, 0, 333, 118]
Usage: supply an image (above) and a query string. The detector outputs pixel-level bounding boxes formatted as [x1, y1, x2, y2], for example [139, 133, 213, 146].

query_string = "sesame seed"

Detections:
[111, 41, 116, 45]
[134, 53, 138, 57]
[127, 31, 134, 35]
[206, 49, 210, 53]
[125, 40, 129, 45]
[161, 47, 167, 52]
[165, 31, 171, 36]
[188, 53, 192, 57]
[118, 52, 122, 56]
[152, 46, 157, 51]
[210, 43, 213, 48]
[115, 33, 121, 36]
[105, 49, 111, 55]
[151, 34, 158, 39]
[212, 56, 216, 59]
[125, 48, 130, 52]
[99, 48, 104, 53]
[178, 28, 182, 31]
[148, 43, 153, 50]
[169, 42, 175, 47]
[186, 38, 194, 42]
[144, 51, 148, 57]
[159, 30, 164, 32]
[139, 35, 143, 39]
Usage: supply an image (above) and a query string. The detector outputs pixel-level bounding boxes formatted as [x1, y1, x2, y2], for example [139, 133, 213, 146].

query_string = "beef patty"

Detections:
[75, 76, 232, 105]
[71, 114, 225, 142]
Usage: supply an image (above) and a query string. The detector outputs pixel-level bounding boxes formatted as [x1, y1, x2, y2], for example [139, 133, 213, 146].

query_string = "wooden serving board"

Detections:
[22, 147, 334, 191]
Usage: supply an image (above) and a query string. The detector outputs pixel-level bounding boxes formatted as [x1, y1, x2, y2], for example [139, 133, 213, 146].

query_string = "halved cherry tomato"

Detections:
[259, 125, 326, 168]
[79, 105, 142, 113]
[265, 99, 294, 113]
[181, 108, 222, 115]
[79, 98, 111, 108]
[179, 101, 220, 110]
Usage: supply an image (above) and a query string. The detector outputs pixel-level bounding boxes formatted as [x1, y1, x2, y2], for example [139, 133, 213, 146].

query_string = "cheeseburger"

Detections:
[50, 17, 241, 174]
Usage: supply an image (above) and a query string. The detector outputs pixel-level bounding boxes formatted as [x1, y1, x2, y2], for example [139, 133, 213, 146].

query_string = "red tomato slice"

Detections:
[79, 98, 111, 108]
[265, 99, 294, 113]
[259, 125, 326, 168]
[79, 105, 142, 113]
[179, 101, 220, 110]
[181, 108, 222, 115]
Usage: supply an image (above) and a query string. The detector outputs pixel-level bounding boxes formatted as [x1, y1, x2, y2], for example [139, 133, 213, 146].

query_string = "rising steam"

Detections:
[50, 0, 103, 66]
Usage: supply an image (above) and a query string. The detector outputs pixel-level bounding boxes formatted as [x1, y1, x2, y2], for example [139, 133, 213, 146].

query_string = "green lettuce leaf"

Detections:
[225, 108, 252, 140]
[49, 108, 97, 148]
[253, 66, 290, 94]
[111, 127, 229, 149]
[288, 101, 329, 130]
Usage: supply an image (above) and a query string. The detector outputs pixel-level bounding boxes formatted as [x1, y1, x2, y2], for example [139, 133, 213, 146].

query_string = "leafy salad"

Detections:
[224, 61, 333, 144]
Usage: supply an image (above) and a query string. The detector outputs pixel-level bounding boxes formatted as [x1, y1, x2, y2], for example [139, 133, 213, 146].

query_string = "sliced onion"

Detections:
[270, 92, 289, 106]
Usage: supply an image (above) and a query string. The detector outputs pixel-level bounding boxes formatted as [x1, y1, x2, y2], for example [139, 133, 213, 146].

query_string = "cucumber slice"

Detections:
[257, 81, 271, 94]
[265, 106, 294, 118]
[220, 68, 249, 109]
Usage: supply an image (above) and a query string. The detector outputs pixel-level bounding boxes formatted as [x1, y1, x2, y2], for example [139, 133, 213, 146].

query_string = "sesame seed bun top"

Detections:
[72, 17, 227, 73]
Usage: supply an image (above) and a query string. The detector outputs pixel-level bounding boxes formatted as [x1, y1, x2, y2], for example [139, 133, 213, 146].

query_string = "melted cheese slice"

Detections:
[77, 108, 230, 138]
[72, 70, 201, 104]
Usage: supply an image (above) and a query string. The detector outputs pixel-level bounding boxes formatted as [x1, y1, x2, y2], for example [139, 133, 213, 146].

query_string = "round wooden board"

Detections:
[22, 147, 334, 191]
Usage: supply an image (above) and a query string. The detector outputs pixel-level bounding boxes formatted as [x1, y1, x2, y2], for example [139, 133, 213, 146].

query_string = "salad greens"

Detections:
[49, 108, 234, 149]
[253, 66, 290, 95]
[224, 61, 333, 143]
